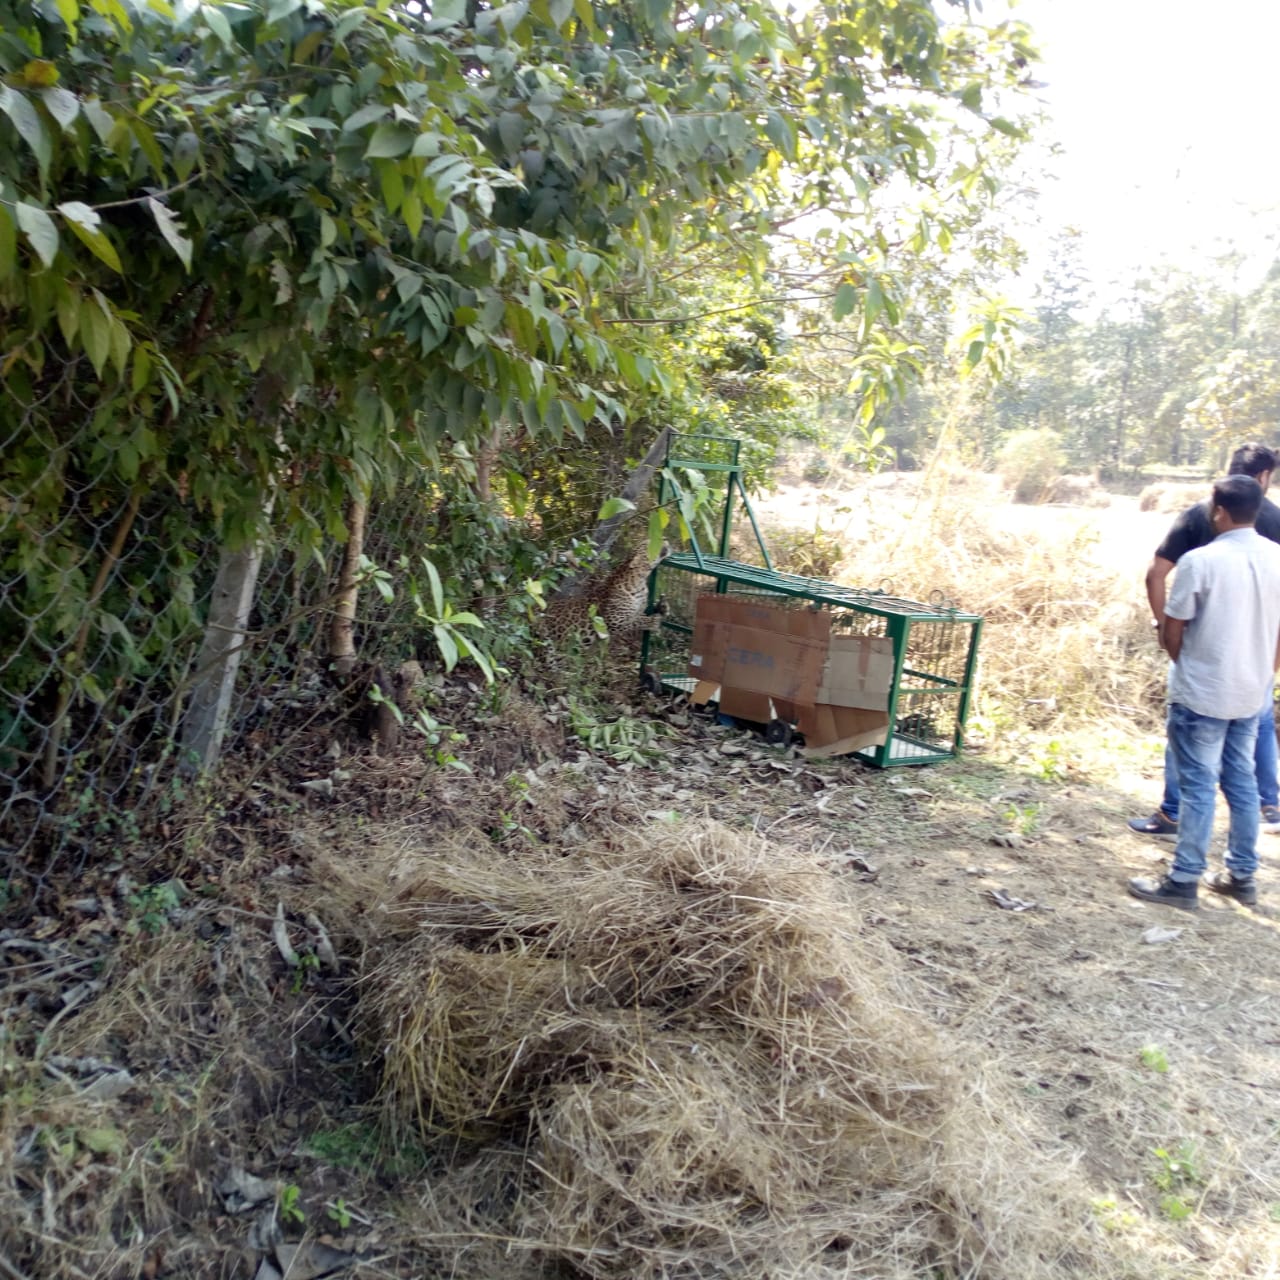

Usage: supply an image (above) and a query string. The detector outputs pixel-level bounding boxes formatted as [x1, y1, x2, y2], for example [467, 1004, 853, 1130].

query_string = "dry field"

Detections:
[4, 470, 1279, 1280]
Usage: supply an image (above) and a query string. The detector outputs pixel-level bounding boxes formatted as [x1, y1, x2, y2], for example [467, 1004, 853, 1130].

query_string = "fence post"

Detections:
[178, 541, 264, 775]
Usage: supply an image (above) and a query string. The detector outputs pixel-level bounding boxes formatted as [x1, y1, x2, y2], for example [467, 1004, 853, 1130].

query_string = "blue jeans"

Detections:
[1162, 698, 1277, 818]
[1166, 702, 1260, 884]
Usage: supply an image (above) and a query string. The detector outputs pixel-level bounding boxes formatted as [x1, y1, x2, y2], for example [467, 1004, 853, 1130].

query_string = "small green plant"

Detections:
[326, 1197, 353, 1230]
[1031, 738, 1067, 782]
[126, 881, 183, 935]
[409, 707, 471, 771]
[278, 1183, 305, 1226]
[1139, 1044, 1169, 1074]
[490, 811, 535, 843]
[409, 556, 496, 681]
[1089, 1196, 1140, 1234]
[568, 701, 662, 764]
[289, 949, 321, 995]
[1268, 1202, 1280, 1223]
[1151, 1141, 1201, 1191]
[1002, 802, 1040, 837]
[1150, 1141, 1202, 1220]
[304, 1122, 432, 1179]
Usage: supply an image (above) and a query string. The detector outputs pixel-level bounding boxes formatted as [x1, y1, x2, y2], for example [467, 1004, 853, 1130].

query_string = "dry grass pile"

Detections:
[352, 819, 1119, 1280]
[1137, 480, 1207, 514]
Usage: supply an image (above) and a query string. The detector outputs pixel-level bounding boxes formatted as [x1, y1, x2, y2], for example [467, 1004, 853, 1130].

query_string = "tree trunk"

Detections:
[179, 538, 266, 776]
[329, 495, 368, 679]
[474, 424, 504, 619]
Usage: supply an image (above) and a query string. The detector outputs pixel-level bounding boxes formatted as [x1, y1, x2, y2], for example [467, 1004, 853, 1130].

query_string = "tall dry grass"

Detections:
[756, 466, 1168, 735]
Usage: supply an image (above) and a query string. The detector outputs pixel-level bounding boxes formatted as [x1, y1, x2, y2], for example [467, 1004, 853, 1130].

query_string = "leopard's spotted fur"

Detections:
[542, 541, 668, 648]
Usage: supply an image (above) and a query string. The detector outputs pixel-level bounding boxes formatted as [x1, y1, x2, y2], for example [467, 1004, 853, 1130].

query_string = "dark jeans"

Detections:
[1162, 698, 1277, 819]
[1165, 702, 1260, 883]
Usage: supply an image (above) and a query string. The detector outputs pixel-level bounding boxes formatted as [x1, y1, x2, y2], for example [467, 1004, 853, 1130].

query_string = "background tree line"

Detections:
[844, 229, 1280, 481]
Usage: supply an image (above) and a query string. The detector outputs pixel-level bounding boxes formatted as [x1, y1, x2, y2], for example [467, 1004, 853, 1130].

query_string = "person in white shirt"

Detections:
[1129, 474, 1280, 910]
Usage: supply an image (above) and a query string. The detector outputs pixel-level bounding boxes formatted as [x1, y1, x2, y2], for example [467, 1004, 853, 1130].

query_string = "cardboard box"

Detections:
[686, 595, 893, 758]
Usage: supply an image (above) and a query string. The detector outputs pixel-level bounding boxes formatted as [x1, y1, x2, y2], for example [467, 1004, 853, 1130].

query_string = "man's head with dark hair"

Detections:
[1228, 442, 1277, 481]
[1212, 474, 1264, 528]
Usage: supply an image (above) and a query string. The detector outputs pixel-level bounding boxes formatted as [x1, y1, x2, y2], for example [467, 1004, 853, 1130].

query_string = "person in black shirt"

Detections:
[1129, 442, 1280, 837]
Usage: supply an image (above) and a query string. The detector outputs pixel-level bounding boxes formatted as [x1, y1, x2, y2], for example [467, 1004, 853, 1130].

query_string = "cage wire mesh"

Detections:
[645, 559, 981, 766]
[0, 461, 439, 878]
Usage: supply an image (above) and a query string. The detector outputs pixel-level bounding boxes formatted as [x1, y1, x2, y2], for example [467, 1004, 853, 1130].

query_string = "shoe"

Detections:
[1127, 875, 1199, 911]
[1203, 869, 1258, 906]
[1127, 810, 1178, 839]
[1261, 805, 1280, 833]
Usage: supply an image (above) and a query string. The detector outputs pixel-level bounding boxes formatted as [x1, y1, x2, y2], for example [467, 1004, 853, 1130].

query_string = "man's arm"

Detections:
[1145, 555, 1176, 645]
[1164, 616, 1186, 663]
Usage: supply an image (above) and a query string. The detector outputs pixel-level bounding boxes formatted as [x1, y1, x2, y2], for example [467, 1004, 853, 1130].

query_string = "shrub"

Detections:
[996, 429, 1065, 504]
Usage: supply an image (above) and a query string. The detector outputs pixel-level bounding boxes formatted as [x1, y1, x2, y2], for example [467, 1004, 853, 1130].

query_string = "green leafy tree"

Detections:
[0, 0, 1041, 788]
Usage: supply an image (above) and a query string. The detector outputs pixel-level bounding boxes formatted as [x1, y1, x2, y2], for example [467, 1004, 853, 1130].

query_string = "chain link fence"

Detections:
[0, 450, 435, 880]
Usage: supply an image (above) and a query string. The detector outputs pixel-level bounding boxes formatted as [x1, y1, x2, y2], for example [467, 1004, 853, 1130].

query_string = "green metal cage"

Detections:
[640, 434, 983, 767]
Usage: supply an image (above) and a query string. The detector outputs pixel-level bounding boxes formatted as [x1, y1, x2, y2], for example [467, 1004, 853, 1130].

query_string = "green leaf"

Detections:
[433, 623, 458, 672]
[476, 1, 528, 38]
[319, 213, 337, 247]
[80, 295, 110, 376]
[864, 277, 884, 327]
[647, 509, 667, 562]
[598, 495, 635, 521]
[15, 202, 58, 269]
[147, 197, 192, 270]
[402, 190, 423, 240]
[431, 0, 466, 24]
[131, 119, 166, 176]
[0, 87, 51, 174]
[266, 0, 302, 24]
[342, 102, 388, 133]
[109, 313, 131, 378]
[202, 3, 233, 45]
[81, 97, 114, 144]
[497, 111, 524, 154]
[79, 1127, 126, 1156]
[365, 123, 414, 159]
[548, 0, 573, 27]
[422, 557, 443, 618]
[59, 201, 122, 272]
[376, 159, 404, 213]
[833, 281, 857, 321]
[333, 8, 367, 45]
[55, 0, 79, 38]
[171, 130, 200, 181]
[42, 86, 79, 131]
[55, 285, 79, 345]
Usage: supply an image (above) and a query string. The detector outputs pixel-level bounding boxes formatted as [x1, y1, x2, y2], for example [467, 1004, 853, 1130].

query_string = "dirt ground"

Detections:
[7, 686, 1280, 1278]
[6, 479, 1280, 1279]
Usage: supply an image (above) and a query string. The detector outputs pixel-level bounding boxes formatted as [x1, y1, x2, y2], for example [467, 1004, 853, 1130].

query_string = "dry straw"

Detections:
[357, 819, 1126, 1279]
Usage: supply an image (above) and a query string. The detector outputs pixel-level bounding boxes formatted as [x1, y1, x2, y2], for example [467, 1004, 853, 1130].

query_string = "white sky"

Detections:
[989, 0, 1280, 301]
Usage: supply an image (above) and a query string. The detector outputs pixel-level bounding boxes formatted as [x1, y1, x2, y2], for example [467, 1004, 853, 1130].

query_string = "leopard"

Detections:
[540, 540, 671, 651]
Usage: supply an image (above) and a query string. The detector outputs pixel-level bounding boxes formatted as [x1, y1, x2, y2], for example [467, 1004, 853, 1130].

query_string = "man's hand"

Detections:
[1164, 617, 1185, 662]
[1145, 555, 1175, 638]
